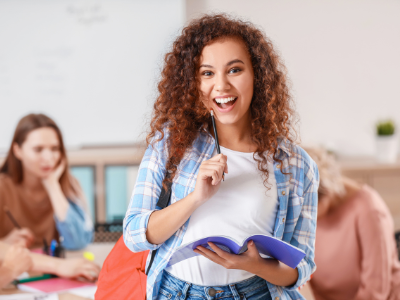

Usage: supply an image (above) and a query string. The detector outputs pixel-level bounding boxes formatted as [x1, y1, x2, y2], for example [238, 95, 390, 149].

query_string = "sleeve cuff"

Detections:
[285, 259, 309, 290]
[124, 210, 162, 252]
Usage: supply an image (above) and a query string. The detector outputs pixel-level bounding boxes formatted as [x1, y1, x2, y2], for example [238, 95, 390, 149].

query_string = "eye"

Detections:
[202, 70, 214, 77]
[229, 67, 241, 74]
[51, 146, 60, 152]
[33, 147, 42, 153]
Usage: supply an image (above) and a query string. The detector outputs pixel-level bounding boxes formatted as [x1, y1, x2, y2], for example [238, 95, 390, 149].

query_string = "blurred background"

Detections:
[0, 0, 399, 261]
[0, 1, 399, 299]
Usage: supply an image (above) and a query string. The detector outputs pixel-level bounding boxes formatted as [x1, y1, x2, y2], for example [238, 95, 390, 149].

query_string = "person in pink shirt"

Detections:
[305, 147, 400, 300]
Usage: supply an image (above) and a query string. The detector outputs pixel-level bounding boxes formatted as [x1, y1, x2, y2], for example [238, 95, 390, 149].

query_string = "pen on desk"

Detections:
[43, 238, 49, 255]
[210, 109, 224, 181]
[12, 274, 52, 285]
[4, 206, 21, 229]
[50, 240, 57, 257]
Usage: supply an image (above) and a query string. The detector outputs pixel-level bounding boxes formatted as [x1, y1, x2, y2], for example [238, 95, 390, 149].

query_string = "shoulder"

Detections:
[0, 174, 17, 205]
[290, 143, 317, 171]
[278, 141, 319, 197]
[281, 141, 319, 181]
[0, 173, 15, 191]
[352, 185, 391, 217]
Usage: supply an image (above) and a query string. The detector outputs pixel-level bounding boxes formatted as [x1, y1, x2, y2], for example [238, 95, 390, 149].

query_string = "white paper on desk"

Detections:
[0, 294, 58, 300]
[68, 286, 97, 299]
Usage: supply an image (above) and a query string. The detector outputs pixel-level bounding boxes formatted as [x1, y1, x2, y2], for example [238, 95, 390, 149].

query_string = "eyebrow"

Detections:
[199, 59, 245, 69]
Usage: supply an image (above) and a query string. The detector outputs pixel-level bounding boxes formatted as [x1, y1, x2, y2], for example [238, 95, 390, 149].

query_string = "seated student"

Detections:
[0, 113, 93, 250]
[305, 147, 400, 300]
[0, 241, 100, 288]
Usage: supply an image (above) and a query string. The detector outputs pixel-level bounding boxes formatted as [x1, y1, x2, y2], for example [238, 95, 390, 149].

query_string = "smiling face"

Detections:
[13, 127, 62, 179]
[198, 37, 254, 125]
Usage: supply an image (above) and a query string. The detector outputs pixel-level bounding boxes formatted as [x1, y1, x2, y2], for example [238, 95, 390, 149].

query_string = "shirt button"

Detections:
[277, 164, 281, 169]
[275, 297, 280, 300]
[282, 218, 285, 223]
[282, 191, 286, 195]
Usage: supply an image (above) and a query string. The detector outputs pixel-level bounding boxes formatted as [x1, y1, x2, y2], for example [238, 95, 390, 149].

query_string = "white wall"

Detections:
[0, 0, 184, 151]
[186, 0, 400, 156]
[1, 0, 399, 157]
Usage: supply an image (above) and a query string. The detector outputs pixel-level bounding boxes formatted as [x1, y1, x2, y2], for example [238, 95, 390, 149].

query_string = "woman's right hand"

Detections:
[1, 228, 34, 248]
[55, 258, 101, 282]
[191, 154, 228, 204]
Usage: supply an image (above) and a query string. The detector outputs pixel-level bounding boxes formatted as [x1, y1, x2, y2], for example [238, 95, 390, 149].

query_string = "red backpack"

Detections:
[95, 237, 149, 300]
[95, 180, 171, 300]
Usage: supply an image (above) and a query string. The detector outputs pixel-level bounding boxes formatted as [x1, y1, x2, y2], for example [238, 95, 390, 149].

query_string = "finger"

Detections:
[209, 154, 228, 164]
[207, 242, 234, 259]
[195, 246, 226, 266]
[80, 270, 95, 281]
[200, 167, 223, 185]
[203, 161, 228, 174]
[19, 228, 35, 239]
[86, 264, 101, 275]
[245, 241, 260, 257]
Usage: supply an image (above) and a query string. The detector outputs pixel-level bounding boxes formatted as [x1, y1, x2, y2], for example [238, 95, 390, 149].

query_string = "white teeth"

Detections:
[215, 96, 236, 104]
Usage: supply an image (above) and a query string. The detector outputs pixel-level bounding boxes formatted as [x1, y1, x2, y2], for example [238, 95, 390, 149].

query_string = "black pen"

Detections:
[5, 206, 42, 248]
[4, 206, 21, 229]
[210, 109, 224, 181]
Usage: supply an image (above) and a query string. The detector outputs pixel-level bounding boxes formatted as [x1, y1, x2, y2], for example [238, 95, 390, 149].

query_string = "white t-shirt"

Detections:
[165, 146, 278, 285]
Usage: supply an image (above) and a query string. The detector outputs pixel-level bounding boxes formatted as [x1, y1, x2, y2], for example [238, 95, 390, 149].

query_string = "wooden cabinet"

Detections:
[2, 148, 399, 230]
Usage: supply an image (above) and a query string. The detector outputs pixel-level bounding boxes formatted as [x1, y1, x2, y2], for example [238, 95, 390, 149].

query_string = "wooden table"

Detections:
[0, 242, 115, 299]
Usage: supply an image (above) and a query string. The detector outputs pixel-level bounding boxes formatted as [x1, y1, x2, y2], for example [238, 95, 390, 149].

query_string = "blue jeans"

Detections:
[157, 270, 272, 300]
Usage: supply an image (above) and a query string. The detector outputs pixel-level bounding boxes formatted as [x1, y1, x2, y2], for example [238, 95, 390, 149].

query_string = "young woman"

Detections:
[305, 147, 400, 300]
[123, 15, 319, 300]
[0, 113, 93, 250]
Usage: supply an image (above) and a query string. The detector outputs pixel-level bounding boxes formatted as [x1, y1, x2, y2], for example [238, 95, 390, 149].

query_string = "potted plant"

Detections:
[376, 120, 398, 163]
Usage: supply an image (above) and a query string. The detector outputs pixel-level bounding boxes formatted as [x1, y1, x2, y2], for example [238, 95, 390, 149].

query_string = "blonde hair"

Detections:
[304, 147, 346, 208]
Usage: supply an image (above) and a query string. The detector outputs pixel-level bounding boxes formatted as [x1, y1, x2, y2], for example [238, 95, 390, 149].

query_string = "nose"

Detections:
[41, 148, 54, 163]
[214, 72, 230, 92]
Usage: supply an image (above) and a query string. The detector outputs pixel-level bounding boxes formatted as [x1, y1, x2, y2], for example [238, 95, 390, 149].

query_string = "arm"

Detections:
[0, 241, 100, 282]
[354, 199, 393, 300]
[124, 135, 227, 252]
[42, 163, 93, 250]
[42, 161, 70, 221]
[30, 253, 100, 281]
[54, 201, 94, 250]
[194, 150, 319, 287]
[0, 244, 33, 288]
[196, 240, 299, 286]
[285, 154, 319, 290]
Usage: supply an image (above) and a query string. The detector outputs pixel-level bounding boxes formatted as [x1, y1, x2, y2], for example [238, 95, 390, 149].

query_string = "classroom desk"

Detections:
[0, 242, 115, 300]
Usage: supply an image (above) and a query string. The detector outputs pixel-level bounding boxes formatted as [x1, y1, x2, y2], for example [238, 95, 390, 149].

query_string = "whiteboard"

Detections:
[0, 0, 184, 150]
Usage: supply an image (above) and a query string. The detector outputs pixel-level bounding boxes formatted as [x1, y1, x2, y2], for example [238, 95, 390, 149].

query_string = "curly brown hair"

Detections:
[147, 14, 297, 190]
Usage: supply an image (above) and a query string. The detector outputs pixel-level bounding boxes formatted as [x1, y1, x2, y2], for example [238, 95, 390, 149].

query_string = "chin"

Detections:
[38, 171, 52, 179]
[216, 115, 240, 125]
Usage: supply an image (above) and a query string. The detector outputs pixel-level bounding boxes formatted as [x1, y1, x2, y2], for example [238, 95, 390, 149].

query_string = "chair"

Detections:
[94, 222, 123, 243]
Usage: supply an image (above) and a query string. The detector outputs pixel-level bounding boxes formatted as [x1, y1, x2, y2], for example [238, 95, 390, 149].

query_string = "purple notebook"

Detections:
[167, 234, 306, 269]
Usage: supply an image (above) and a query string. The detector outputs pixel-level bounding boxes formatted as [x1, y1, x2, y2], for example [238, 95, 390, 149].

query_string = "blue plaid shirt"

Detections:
[123, 130, 319, 300]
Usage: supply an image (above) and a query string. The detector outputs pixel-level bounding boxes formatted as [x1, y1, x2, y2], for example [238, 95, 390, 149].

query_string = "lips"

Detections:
[213, 95, 238, 113]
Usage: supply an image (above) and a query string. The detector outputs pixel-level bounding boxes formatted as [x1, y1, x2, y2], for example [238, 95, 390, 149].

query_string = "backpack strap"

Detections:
[145, 175, 172, 275]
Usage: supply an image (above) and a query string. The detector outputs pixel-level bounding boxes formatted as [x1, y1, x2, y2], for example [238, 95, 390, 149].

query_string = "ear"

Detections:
[13, 143, 23, 160]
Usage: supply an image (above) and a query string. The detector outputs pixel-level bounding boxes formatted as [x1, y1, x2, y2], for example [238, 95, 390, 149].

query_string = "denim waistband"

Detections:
[159, 270, 270, 300]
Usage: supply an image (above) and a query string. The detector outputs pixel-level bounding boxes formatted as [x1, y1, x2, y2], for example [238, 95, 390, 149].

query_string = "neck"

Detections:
[215, 112, 256, 152]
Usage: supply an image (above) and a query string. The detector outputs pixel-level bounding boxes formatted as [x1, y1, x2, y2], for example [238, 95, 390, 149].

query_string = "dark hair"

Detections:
[148, 14, 297, 189]
[0, 113, 79, 200]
